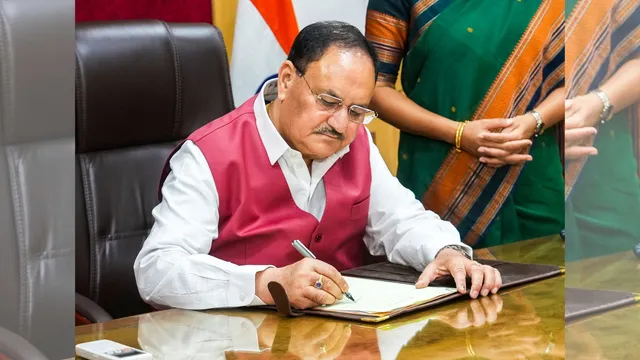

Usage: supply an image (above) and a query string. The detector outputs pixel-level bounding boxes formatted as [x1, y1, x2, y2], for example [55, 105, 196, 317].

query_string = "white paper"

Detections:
[314, 276, 457, 314]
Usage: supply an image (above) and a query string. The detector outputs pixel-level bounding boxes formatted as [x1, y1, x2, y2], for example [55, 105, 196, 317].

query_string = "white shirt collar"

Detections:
[253, 78, 350, 166]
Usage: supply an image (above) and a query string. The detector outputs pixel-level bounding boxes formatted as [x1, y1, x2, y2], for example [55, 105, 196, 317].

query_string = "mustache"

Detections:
[313, 125, 345, 140]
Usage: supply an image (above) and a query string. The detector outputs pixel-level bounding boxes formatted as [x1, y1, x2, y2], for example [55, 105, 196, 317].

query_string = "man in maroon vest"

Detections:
[134, 21, 502, 310]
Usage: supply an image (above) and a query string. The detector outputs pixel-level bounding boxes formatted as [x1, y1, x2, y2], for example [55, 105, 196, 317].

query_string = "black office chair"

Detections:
[74, 20, 234, 320]
[0, 0, 75, 358]
[0, 326, 49, 360]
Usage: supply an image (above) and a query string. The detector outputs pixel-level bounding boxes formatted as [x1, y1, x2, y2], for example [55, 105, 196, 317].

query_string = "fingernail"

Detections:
[478, 147, 485, 152]
[479, 157, 486, 163]
[416, 280, 426, 288]
[506, 119, 513, 125]
[492, 288, 498, 294]
[482, 289, 489, 296]
[459, 285, 466, 293]
[470, 290, 479, 298]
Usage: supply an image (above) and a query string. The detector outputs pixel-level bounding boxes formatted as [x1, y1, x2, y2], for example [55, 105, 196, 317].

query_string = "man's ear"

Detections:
[277, 60, 296, 101]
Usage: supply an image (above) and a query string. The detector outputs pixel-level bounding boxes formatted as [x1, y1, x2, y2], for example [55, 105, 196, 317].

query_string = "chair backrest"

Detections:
[0, 0, 75, 358]
[75, 20, 234, 319]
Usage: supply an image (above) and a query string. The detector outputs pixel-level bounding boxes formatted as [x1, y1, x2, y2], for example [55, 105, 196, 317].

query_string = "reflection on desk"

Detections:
[74, 279, 564, 360]
[564, 249, 640, 359]
[566, 304, 640, 359]
[565, 250, 640, 294]
[75, 236, 565, 359]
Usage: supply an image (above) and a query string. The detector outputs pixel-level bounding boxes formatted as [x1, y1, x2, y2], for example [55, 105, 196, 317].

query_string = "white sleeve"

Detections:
[133, 140, 272, 309]
[362, 129, 472, 272]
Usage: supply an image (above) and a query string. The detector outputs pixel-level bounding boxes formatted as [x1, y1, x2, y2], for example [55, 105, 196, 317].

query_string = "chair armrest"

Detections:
[0, 325, 49, 360]
[75, 293, 113, 324]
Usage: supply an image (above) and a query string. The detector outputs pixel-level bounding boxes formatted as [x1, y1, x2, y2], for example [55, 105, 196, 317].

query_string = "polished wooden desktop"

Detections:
[565, 249, 640, 359]
[74, 236, 566, 359]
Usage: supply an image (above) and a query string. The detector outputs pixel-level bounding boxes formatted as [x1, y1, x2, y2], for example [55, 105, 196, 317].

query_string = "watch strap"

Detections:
[591, 89, 613, 123]
[528, 110, 544, 137]
[438, 244, 472, 260]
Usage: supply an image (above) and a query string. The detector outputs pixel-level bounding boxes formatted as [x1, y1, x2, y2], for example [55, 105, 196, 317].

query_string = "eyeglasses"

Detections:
[294, 66, 378, 125]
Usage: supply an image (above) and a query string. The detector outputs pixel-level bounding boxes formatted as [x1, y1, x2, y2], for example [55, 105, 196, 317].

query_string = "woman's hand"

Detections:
[460, 117, 533, 167]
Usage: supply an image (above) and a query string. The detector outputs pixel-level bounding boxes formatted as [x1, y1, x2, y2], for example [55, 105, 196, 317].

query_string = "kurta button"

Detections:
[315, 234, 323, 242]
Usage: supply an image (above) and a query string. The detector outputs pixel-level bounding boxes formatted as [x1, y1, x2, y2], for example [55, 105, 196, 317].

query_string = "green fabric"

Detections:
[565, 111, 640, 261]
[398, 0, 564, 248]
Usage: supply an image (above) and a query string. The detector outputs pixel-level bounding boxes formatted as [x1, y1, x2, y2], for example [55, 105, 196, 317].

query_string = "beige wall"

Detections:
[213, 1, 400, 174]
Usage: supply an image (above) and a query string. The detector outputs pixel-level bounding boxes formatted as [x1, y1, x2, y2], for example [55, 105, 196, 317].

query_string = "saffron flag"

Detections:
[230, 0, 369, 106]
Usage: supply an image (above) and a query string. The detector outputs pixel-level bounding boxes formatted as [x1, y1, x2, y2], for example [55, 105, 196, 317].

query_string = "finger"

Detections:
[466, 261, 484, 299]
[320, 323, 344, 354]
[492, 269, 503, 294]
[416, 263, 438, 288]
[565, 127, 597, 144]
[314, 273, 344, 300]
[449, 258, 468, 294]
[481, 138, 533, 153]
[469, 299, 486, 327]
[304, 323, 337, 345]
[480, 154, 532, 166]
[453, 307, 471, 329]
[481, 118, 513, 130]
[303, 286, 337, 306]
[498, 153, 534, 164]
[480, 266, 495, 297]
[313, 261, 349, 293]
[480, 130, 523, 143]
[491, 294, 504, 312]
[479, 296, 498, 323]
[478, 157, 507, 167]
[565, 146, 598, 160]
[324, 326, 351, 359]
[477, 146, 511, 158]
[292, 297, 320, 310]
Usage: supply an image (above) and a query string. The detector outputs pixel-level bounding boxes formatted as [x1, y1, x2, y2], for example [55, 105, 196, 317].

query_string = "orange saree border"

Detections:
[565, 0, 640, 197]
[421, 0, 564, 245]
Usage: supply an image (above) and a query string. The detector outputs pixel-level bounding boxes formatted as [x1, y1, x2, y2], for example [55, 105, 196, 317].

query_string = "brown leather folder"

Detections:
[266, 259, 563, 323]
[565, 287, 639, 323]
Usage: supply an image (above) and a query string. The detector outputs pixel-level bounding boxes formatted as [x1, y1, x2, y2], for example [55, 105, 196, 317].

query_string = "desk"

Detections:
[565, 250, 640, 359]
[74, 236, 565, 359]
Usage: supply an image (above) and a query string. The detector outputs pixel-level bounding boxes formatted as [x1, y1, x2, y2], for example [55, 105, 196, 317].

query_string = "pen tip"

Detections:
[346, 292, 355, 302]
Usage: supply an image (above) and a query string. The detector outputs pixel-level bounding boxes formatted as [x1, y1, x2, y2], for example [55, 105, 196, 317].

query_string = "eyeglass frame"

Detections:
[292, 64, 378, 125]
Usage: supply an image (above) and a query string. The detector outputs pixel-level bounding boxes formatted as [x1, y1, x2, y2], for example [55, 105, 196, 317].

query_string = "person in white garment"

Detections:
[133, 21, 502, 311]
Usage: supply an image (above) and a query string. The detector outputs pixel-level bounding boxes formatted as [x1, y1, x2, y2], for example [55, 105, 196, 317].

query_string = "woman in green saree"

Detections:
[365, 0, 566, 248]
[564, 0, 640, 261]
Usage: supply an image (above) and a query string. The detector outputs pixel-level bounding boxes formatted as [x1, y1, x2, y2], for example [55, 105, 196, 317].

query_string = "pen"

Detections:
[291, 240, 355, 302]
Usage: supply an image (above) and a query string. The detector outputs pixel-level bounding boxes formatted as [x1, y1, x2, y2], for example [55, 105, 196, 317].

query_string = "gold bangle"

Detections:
[455, 121, 468, 152]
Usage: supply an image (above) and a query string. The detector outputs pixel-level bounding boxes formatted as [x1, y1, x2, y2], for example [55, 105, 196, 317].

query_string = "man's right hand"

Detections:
[255, 258, 349, 309]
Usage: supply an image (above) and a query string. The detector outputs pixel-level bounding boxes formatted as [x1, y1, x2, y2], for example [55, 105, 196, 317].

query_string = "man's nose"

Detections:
[327, 106, 349, 134]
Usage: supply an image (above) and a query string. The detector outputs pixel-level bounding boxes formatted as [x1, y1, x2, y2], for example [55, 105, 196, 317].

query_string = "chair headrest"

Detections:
[75, 20, 234, 153]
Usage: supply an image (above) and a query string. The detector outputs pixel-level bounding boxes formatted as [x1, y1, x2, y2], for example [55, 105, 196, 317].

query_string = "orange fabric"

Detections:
[422, 0, 564, 244]
[250, 0, 299, 53]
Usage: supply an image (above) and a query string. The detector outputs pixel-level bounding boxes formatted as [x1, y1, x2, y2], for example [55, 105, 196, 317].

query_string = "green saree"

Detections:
[564, 0, 640, 261]
[367, 0, 565, 247]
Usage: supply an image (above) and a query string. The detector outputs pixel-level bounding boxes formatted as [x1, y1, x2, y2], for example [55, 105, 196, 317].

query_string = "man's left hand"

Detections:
[415, 248, 503, 298]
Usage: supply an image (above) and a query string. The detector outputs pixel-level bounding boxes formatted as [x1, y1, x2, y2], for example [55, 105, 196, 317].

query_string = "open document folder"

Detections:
[266, 259, 563, 323]
[313, 276, 456, 316]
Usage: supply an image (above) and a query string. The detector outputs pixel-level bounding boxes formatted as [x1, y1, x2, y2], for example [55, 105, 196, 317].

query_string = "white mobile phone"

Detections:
[75, 340, 152, 360]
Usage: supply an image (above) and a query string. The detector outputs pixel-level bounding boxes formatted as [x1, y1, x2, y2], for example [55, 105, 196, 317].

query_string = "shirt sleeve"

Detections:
[365, 0, 412, 86]
[362, 129, 472, 272]
[133, 140, 272, 310]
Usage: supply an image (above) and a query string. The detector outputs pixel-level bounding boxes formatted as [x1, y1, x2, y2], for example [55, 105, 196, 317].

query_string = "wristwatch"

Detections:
[591, 89, 614, 123]
[438, 244, 472, 259]
[528, 109, 545, 137]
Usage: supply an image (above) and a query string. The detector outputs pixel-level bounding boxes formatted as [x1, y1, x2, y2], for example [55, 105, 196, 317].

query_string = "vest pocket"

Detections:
[350, 195, 370, 219]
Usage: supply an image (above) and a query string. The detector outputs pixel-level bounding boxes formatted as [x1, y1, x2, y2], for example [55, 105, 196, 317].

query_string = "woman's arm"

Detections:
[370, 84, 458, 143]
